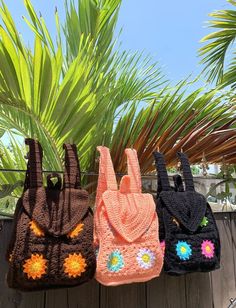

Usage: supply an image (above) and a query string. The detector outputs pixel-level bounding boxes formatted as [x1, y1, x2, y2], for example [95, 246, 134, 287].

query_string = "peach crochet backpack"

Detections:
[94, 146, 163, 286]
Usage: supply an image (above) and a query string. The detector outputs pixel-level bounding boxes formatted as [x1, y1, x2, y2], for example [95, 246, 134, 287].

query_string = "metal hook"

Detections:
[200, 151, 209, 176]
[177, 161, 182, 174]
[176, 149, 183, 173]
[221, 155, 228, 179]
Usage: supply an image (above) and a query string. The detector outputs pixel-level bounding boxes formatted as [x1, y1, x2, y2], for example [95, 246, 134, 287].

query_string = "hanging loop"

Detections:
[47, 173, 62, 190]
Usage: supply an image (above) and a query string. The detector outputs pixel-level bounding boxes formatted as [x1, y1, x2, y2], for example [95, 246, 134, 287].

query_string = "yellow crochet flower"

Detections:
[67, 223, 84, 239]
[64, 253, 87, 278]
[29, 221, 45, 237]
[23, 254, 47, 279]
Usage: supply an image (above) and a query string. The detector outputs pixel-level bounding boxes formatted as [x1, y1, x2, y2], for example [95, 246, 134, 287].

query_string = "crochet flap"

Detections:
[103, 190, 155, 242]
[160, 191, 207, 232]
[22, 187, 90, 236]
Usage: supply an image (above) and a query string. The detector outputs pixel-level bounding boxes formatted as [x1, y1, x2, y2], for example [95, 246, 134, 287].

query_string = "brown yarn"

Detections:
[6, 139, 96, 291]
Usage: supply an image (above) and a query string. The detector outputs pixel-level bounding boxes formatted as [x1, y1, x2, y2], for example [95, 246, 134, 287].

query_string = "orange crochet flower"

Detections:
[67, 223, 84, 239]
[23, 254, 47, 279]
[64, 253, 87, 278]
[29, 221, 45, 237]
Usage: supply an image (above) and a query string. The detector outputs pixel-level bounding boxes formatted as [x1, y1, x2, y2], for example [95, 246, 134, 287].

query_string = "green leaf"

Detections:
[200, 4, 236, 85]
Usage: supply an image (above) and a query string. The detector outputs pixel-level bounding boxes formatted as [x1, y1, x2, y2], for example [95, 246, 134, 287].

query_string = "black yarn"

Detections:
[153, 151, 221, 275]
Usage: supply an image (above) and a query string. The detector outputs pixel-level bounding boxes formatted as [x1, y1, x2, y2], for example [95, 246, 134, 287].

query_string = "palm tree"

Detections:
[199, 0, 236, 87]
[0, 0, 164, 172]
[0, 0, 235, 200]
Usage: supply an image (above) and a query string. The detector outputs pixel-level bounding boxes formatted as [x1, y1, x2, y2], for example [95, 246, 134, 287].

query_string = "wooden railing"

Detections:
[0, 213, 235, 308]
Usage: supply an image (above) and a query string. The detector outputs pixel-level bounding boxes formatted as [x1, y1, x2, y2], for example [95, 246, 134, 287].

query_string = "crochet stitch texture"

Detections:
[6, 139, 96, 291]
[94, 146, 163, 286]
[153, 151, 220, 275]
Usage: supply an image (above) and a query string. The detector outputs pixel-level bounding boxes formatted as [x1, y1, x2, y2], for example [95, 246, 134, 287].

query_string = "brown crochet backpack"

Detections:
[6, 138, 96, 291]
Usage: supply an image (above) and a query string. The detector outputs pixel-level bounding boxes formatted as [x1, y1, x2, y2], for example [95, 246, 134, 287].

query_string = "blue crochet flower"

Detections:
[107, 250, 124, 272]
[176, 241, 192, 260]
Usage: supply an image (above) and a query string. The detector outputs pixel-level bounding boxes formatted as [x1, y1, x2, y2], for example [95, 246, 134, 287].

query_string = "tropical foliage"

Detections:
[200, 0, 236, 87]
[0, 0, 164, 177]
[110, 86, 236, 173]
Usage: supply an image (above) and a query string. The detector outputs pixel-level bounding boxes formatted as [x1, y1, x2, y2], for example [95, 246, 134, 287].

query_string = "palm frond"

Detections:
[200, 1, 236, 85]
[0, 0, 166, 180]
[109, 86, 236, 173]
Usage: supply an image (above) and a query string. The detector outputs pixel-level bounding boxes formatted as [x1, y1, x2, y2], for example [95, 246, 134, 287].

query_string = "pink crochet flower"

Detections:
[201, 240, 215, 258]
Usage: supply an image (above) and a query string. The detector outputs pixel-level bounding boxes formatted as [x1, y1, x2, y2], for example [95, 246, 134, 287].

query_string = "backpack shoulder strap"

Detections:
[96, 146, 118, 204]
[122, 148, 142, 193]
[63, 144, 81, 189]
[24, 138, 43, 189]
[177, 152, 195, 191]
[153, 151, 171, 196]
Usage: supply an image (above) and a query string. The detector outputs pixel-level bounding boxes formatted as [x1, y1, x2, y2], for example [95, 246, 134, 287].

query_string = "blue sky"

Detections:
[117, 0, 232, 83]
[3, 0, 232, 84]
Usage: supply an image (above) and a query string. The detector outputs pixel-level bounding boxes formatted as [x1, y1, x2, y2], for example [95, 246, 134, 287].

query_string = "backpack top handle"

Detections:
[173, 174, 184, 192]
[176, 152, 195, 191]
[153, 152, 171, 196]
[63, 143, 81, 189]
[24, 138, 43, 189]
[47, 173, 62, 190]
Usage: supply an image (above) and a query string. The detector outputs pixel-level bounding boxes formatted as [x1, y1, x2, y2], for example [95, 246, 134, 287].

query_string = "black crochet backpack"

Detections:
[153, 151, 220, 275]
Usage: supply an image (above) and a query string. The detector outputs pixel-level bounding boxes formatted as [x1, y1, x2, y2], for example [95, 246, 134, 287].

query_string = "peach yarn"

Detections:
[94, 146, 163, 286]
